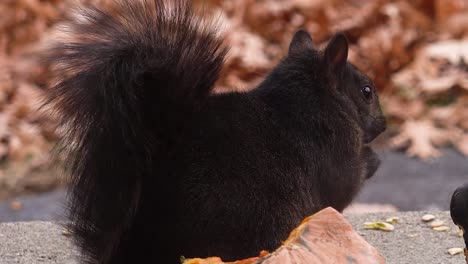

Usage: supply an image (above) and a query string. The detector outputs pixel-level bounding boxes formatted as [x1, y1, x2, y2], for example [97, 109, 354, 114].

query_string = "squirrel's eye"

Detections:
[361, 86, 372, 100]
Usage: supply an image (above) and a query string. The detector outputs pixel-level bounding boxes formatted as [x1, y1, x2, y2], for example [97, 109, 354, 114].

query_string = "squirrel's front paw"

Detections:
[363, 146, 380, 179]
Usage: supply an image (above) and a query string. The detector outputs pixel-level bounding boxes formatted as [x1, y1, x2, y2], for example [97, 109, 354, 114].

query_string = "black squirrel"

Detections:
[43, 0, 386, 263]
[450, 183, 468, 253]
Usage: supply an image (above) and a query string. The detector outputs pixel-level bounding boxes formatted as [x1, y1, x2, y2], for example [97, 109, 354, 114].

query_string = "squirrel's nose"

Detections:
[363, 116, 387, 144]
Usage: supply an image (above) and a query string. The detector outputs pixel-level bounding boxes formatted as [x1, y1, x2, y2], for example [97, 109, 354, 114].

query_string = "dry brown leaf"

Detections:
[419, 76, 458, 93]
[456, 135, 468, 155]
[226, 30, 272, 69]
[440, 11, 468, 37]
[435, 0, 468, 27]
[382, 96, 425, 120]
[424, 40, 468, 64]
[9, 200, 23, 211]
[451, 129, 468, 156]
[390, 119, 451, 160]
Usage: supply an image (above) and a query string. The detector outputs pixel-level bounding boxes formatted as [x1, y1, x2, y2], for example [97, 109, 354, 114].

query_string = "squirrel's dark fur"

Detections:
[450, 183, 468, 243]
[44, 0, 386, 263]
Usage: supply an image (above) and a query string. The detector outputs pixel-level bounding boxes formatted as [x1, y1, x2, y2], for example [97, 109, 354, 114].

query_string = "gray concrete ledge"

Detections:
[0, 211, 465, 264]
[346, 211, 465, 264]
[0, 221, 77, 264]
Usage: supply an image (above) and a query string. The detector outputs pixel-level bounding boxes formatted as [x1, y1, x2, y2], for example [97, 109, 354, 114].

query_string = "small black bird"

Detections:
[450, 183, 468, 262]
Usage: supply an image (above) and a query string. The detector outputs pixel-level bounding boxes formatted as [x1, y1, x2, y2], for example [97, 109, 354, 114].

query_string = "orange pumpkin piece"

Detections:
[184, 207, 385, 264]
[183, 251, 269, 264]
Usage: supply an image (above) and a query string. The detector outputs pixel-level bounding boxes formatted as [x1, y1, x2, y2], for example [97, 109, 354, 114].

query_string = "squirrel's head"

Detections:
[288, 30, 387, 143]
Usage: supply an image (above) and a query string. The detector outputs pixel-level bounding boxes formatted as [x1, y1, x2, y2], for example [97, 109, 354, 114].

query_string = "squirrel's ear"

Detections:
[324, 33, 348, 72]
[289, 30, 315, 55]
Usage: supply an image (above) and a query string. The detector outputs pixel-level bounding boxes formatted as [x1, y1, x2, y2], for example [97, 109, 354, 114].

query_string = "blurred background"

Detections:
[0, 0, 467, 222]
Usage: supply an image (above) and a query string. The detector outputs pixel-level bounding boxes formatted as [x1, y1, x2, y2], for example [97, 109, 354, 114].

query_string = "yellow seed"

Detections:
[61, 230, 72, 237]
[364, 221, 394, 231]
[385, 217, 399, 224]
[430, 220, 445, 228]
[421, 214, 435, 222]
[448, 248, 464, 255]
[433, 226, 450, 231]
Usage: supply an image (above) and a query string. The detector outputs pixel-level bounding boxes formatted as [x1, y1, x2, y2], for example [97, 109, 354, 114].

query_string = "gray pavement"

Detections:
[0, 221, 77, 264]
[0, 211, 466, 264]
[346, 211, 466, 264]
[0, 191, 66, 223]
[356, 148, 468, 211]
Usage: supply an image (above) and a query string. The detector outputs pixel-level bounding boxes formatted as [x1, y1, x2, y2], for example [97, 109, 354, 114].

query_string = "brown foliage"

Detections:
[1, 0, 468, 198]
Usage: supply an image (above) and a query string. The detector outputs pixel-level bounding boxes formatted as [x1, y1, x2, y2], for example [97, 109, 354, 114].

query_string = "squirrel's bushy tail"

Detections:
[44, 0, 226, 262]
